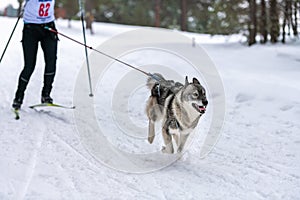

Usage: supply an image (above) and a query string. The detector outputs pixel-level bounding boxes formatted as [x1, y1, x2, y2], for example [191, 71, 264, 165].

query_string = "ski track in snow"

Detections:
[1, 17, 300, 199]
[16, 114, 46, 200]
[0, 108, 47, 200]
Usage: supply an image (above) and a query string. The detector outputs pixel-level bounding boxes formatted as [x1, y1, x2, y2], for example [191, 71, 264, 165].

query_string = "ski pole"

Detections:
[78, 0, 93, 97]
[0, 14, 22, 63]
[44, 26, 155, 78]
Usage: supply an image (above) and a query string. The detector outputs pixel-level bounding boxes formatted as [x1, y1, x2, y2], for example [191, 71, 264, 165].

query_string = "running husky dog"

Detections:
[146, 73, 208, 154]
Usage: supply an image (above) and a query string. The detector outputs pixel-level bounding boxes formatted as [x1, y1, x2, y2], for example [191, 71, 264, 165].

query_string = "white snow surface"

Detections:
[1, 17, 300, 199]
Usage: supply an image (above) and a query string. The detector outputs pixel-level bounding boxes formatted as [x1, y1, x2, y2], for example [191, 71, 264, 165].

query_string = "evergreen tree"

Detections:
[206, 0, 248, 35]
[187, 0, 215, 33]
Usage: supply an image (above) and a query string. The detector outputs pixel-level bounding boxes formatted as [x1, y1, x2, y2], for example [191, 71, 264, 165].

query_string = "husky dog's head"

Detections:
[181, 76, 208, 114]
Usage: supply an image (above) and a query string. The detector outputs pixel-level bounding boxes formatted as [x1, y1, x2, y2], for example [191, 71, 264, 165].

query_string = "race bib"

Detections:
[23, 0, 55, 24]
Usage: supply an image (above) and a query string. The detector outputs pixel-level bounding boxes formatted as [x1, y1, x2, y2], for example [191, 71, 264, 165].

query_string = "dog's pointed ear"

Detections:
[185, 76, 189, 86]
[193, 78, 200, 85]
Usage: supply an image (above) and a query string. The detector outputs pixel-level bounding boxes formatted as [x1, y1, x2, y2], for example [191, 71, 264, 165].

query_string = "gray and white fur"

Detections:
[146, 73, 208, 153]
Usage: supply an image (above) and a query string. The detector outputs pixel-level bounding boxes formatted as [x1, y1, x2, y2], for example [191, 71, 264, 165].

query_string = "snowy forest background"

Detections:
[58, 0, 299, 46]
[10, 0, 299, 46]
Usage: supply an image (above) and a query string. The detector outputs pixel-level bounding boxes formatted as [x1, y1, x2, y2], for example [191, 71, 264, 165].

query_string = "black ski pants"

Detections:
[15, 21, 58, 100]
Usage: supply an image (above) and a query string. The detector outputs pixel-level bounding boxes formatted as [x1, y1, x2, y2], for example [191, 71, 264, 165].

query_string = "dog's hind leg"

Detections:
[177, 134, 189, 153]
[148, 120, 155, 144]
[161, 127, 174, 154]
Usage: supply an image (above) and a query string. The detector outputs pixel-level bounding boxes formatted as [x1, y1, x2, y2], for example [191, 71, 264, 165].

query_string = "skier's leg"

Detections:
[40, 22, 58, 102]
[13, 24, 39, 108]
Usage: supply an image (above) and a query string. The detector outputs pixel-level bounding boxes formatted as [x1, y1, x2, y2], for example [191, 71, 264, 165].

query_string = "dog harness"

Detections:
[166, 95, 182, 131]
[152, 82, 182, 132]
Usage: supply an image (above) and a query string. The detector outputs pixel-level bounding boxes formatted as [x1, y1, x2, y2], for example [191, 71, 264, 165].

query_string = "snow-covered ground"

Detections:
[0, 16, 300, 199]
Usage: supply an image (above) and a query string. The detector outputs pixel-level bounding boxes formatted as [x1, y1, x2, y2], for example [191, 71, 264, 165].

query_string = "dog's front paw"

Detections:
[161, 146, 174, 154]
[148, 136, 155, 144]
[177, 146, 183, 153]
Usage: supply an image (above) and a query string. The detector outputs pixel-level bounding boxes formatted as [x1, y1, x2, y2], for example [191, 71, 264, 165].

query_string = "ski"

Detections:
[29, 103, 75, 109]
[13, 108, 20, 120]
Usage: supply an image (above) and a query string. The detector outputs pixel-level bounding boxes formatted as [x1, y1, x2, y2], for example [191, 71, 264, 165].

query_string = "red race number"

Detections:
[38, 3, 50, 17]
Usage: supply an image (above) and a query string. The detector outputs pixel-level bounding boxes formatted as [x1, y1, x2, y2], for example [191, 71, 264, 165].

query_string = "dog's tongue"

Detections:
[199, 107, 206, 112]
[192, 103, 206, 113]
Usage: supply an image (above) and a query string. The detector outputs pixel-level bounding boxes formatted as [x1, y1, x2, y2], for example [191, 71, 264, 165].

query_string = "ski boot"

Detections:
[41, 93, 53, 104]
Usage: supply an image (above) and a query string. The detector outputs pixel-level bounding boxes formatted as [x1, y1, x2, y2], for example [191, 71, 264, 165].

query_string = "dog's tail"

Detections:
[146, 73, 165, 89]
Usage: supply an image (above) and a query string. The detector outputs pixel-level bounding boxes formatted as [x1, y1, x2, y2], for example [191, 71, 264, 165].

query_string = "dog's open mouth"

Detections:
[192, 103, 206, 114]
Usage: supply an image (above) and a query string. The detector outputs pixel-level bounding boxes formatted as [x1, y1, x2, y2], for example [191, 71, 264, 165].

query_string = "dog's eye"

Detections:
[193, 92, 198, 97]
[202, 89, 206, 96]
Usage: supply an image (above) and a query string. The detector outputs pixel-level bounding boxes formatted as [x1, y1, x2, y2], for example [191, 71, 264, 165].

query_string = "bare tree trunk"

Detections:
[287, 0, 294, 36]
[180, 0, 187, 31]
[270, 0, 279, 43]
[260, 0, 268, 43]
[292, 1, 298, 36]
[248, 0, 257, 46]
[155, 0, 161, 27]
[282, 0, 288, 43]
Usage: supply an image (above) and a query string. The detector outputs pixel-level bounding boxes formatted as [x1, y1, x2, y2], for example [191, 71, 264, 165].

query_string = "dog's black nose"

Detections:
[203, 99, 208, 106]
